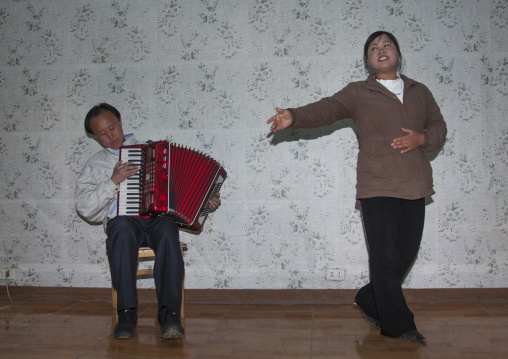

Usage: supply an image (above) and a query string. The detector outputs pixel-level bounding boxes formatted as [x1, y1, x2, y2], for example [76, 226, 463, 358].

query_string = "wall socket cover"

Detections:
[326, 268, 346, 281]
[0, 269, 13, 280]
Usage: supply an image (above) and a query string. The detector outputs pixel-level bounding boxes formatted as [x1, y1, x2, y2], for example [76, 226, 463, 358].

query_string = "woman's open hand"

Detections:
[391, 127, 425, 153]
[267, 107, 293, 132]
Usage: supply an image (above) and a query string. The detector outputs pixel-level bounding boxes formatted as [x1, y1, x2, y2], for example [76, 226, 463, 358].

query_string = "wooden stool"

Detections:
[112, 243, 188, 320]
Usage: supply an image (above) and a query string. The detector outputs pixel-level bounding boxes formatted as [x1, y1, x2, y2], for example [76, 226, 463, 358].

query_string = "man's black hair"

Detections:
[84, 103, 121, 135]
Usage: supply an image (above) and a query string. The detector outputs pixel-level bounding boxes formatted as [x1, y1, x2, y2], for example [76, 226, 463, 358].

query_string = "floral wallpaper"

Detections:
[0, 0, 507, 290]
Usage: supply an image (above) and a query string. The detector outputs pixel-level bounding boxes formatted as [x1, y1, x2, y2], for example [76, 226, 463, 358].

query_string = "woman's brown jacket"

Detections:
[287, 74, 447, 200]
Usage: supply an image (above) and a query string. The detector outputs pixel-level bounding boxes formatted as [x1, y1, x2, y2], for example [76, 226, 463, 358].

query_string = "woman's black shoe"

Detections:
[353, 302, 381, 330]
[398, 330, 427, 343]
[363, 313, 381, 330]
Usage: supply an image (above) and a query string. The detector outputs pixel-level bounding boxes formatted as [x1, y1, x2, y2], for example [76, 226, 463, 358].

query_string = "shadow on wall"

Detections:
[267, 117, 359, 146]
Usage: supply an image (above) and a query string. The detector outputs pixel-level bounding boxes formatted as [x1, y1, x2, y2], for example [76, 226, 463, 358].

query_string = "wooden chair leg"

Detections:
[112, 287, 117, 310]
[181, 277, 185, 319]
[112, 286, 118, 323]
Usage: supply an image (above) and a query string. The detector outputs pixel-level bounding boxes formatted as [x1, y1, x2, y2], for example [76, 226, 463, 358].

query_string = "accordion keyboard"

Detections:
[117, 147, 143, 216]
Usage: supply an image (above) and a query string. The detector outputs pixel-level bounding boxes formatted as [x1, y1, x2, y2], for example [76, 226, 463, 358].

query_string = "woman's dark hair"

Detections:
[84, 103, 121, 135]
[363, 31, 401, 60]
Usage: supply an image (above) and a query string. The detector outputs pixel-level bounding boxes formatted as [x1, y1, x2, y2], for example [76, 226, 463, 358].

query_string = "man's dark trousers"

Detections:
[106, 215, 184, 317]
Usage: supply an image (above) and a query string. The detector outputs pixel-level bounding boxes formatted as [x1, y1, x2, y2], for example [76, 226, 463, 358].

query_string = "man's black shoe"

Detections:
[114, 308, 137, 339]
[159, 308, 185, 340]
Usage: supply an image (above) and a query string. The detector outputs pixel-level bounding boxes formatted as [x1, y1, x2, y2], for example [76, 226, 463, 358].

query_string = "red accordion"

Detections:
[117, 141, 227, 232]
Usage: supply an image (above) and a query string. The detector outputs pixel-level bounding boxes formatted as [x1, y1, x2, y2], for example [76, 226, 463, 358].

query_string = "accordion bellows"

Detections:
[118, 141, 227, 233]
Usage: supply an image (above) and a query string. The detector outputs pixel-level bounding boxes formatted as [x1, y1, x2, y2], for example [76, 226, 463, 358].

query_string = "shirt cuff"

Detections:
[107, 178, 119, 192]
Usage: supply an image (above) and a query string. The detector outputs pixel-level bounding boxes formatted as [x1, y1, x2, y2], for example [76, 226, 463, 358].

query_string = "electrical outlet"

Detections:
[326, 268, 346, 281]
[0, 269, 12, 280]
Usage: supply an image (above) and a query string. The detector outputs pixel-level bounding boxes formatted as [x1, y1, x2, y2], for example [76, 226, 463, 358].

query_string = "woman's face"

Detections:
[366, 34, 400, 79]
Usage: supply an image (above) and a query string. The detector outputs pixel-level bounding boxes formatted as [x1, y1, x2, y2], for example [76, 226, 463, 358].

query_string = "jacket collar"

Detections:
[366, 74, 417, 96]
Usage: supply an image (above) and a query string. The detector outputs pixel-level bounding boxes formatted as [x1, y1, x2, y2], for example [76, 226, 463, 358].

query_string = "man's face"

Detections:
[89, 110, 125, 150]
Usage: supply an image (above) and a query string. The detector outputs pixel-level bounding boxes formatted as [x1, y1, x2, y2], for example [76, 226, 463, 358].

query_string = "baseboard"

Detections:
[2, 286, 508, 305]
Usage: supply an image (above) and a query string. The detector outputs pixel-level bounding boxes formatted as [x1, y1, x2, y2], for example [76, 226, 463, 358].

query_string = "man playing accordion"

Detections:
[75, 103, 221, 340]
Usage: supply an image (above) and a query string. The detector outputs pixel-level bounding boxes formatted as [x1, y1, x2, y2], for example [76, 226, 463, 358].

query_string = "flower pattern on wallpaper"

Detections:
[0, 0, 507, 290]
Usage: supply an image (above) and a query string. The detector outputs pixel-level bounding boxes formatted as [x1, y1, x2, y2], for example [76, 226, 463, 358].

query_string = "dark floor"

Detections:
[1, 298, 508, 358]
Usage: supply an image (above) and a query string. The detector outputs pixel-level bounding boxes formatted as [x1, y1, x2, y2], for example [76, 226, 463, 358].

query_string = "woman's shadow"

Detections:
[267, 117, 359, 145]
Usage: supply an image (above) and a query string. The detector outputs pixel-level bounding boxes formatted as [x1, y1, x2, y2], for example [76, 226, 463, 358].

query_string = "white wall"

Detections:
[0, 0, 507, 290]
